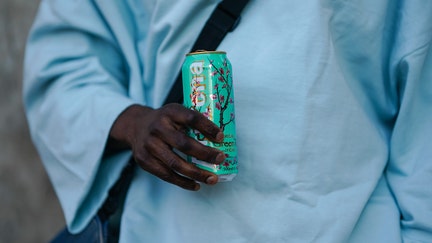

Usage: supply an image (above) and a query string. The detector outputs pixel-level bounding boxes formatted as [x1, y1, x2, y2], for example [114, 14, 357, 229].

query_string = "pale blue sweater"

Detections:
[24, 1, 432, 242]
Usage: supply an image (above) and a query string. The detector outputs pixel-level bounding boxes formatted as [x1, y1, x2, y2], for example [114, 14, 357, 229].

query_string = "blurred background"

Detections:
[0, 0, 65, 242]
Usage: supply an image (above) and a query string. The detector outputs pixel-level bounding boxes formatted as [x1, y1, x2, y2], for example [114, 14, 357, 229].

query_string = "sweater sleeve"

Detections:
[23, 1, 137, 233]
[386, 2, 432, 241]
[387, 42, 432, 242]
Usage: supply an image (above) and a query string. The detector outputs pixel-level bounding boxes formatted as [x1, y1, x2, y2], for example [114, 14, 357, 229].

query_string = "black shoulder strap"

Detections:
[98, 0, 250, 226]
[164, 0, 250, 104]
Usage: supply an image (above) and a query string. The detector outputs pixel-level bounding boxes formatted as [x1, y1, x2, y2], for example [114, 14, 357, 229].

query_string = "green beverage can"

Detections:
[182, 50, 238, 182]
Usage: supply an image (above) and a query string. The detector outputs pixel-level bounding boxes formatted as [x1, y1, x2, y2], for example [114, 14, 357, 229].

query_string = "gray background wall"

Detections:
[0, 0, 65, 242]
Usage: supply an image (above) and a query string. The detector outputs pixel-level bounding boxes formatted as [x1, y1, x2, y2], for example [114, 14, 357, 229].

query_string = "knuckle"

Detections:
[147, 121, 164, 136]
[175, 136, 192, 151]
[190, 168, 205, 180]
[133, 149, 149, 164]
[202, 150, 215, 163]
[184, 109, 199, 124]
[165, 156, 180, 170]
[165, 157, 184, 172]
[195, 147, 219, 163]
[170, 162, 182, 172]
[177, 162, 206, 181]
[158, 170, 174, 182]
[141, 136, 157, 152]
[161, 103, 180, 115]
[207, 123, 220, 133]
[162, 103, 176, 110]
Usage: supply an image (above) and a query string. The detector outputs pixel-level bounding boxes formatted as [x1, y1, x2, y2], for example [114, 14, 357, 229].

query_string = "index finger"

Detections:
[165, 104, 224, 143]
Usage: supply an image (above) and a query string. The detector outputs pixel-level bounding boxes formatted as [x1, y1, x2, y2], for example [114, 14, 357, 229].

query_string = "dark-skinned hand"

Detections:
[107, 103, 226, 191]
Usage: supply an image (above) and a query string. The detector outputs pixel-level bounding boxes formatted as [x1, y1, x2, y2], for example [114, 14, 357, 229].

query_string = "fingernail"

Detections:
[215, 153, 226, 164]
[215, 132, 224, 142]
[206, 175, 218, 185]
[194, 183, 201, 191]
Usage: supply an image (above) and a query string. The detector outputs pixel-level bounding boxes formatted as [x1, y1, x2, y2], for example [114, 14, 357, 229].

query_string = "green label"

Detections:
[182, 51, 238, 177]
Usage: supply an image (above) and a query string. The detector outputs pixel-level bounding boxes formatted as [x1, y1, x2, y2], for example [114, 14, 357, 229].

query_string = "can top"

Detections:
[186, 50, 226, 56]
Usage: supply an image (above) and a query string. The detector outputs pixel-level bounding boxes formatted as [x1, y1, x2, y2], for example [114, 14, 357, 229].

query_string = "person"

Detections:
[23, 1, 432, 242]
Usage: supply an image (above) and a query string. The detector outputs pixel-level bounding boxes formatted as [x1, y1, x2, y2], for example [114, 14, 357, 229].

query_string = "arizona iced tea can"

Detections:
[182, 50, 238, 182]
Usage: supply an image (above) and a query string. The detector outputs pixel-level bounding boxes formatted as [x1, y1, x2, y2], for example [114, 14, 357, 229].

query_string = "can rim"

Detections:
[186, 50, 226, 56]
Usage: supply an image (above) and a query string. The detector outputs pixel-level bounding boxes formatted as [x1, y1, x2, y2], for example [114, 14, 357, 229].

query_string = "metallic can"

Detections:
[182, 50, 238, 182]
